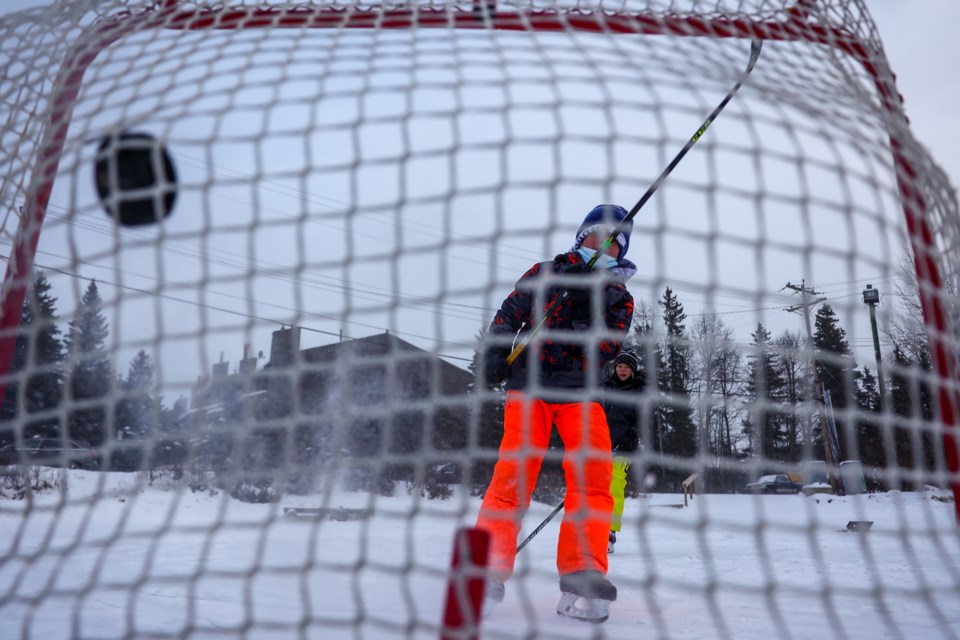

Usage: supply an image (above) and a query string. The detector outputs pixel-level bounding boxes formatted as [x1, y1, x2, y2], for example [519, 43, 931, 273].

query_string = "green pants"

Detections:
[610, 456, 631, 532]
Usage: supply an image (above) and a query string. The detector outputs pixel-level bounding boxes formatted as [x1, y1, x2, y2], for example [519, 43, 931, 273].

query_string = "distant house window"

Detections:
[350, 365, 386, 406]
[397, 359, 430, 400]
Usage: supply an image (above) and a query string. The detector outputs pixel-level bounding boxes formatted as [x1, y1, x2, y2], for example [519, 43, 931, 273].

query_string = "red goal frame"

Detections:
[0, 0, 956, 520]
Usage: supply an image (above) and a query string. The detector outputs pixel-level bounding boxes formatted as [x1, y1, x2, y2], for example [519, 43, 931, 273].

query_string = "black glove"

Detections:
[483, 347, 513, 386]
[560, 259, 593, 323]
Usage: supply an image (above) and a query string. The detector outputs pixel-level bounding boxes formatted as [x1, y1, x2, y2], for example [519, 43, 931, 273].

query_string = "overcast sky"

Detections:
[2, 1, 955, 184]
[1, 0, 957, 393]
[868, 0, 959, 192]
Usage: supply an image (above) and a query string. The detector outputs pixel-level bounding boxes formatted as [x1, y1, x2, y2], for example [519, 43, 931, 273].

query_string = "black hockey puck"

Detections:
[95, 130, 177, 226]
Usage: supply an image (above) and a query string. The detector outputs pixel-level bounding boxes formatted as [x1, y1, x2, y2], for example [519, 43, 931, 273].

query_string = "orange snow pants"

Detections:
[475, 391, 614, 581]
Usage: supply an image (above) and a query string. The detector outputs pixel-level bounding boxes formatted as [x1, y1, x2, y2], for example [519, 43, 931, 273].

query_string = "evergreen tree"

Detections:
[116, 351, 155, 437]
[654, 288, 695, 489]
[887, 341, 936, 489]
[0, 291, 33, 425]
[122, 350, 154, 390]
[854, 365, 885, 486]
[0, 271, 65, 441]
[909, 343, 937, 476]
[813, 304, 854, 460]
[743, 324, 788, 461]
[888, 345, 916, 488]
[112, 350, 156, 470]
[66, 280, 113, 448]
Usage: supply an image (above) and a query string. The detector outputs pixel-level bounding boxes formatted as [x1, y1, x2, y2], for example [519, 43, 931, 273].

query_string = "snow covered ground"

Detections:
[1, 470, 958, 639]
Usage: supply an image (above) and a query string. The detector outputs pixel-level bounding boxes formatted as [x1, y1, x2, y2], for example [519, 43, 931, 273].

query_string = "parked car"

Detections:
[745, 474, 803, 495]
[0, 436, 100, 470]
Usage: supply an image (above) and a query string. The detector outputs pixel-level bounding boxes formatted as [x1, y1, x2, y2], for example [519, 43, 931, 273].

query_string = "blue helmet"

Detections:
[574, 204, 631, 261]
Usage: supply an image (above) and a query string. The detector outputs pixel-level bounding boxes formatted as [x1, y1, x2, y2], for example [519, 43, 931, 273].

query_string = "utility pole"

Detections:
[784, 280, 839, 491]
[862, 284, 887, 411]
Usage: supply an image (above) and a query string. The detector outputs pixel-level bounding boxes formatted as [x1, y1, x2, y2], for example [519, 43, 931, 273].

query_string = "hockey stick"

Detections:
[516, 500, 564, 552]
[516, 446, 623, 553]
[505, 39, 763, 366]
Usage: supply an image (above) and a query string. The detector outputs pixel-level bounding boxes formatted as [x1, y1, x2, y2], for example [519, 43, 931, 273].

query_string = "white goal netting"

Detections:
[1, 1, 958, 638]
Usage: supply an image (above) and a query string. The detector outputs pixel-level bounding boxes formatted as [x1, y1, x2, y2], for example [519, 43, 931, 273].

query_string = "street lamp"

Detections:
[862, 284, 886, 410]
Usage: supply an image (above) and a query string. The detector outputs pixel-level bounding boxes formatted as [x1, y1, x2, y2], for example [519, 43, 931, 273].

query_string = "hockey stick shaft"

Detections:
[516, 447, 623, 553]
[516, 501, 564, 552]
[505, 40, 763, 366]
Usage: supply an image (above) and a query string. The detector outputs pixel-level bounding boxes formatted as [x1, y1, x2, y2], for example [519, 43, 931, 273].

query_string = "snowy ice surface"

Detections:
[1, 470, 958, 639]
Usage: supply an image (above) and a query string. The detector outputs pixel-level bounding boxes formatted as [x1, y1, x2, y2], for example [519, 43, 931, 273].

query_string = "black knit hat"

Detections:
[614, 350, 639, 374]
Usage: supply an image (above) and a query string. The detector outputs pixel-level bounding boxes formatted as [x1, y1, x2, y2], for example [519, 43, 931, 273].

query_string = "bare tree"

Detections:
[690, 314, 745, 490]
[885, 242, 959, 364]
[774, 330, 809, 461]
[882, 244, 954, 487]
[712, 336, 745, 459]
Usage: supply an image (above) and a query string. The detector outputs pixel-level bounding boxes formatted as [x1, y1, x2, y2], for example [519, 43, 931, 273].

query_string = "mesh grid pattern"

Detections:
[0, 1, 957, 638]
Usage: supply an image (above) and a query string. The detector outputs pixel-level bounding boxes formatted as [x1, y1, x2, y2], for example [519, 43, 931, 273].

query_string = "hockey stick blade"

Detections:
[506, 39, 763, 366]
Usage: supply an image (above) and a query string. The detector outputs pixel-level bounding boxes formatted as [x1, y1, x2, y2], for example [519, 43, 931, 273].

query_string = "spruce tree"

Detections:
[813, 304, 854, 460]
[854, 365, 884, 486]
[1, 278, 36, 426]
[122, 350, 154, 390]
[887, 340, 936, 489]
[913, 344, 938, 474]
[0, 271, 65, 440]
[65, 280, 113, 448]
[887, 344, 918, 488]
[117, 351, 155, 436]
[743, 324, 788, 461]
[112, 350, 156, 470]
[655, 288, 694, 489]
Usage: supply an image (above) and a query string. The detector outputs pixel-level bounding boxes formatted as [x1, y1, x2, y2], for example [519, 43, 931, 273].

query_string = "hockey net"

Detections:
[0, 0, 958, 638]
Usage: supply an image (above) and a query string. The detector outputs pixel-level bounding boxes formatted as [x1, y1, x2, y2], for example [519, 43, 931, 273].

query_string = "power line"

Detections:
[174, 151, 547, 266]
[3, 194, 912, 325]
[0, 253, 483, 355]
[3, 199, 498, 323]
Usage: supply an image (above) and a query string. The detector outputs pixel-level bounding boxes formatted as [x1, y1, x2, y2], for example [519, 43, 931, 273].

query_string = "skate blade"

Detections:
[556, 592, 610, 623]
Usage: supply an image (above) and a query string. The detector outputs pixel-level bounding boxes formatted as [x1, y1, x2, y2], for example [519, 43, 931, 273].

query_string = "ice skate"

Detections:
[607, 531, 617, 554]
[556, 570, 617, 623]
[481, 578, 504, 617]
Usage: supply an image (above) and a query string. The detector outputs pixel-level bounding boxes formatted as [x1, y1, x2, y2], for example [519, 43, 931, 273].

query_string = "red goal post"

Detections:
[1, 0, 956, 514]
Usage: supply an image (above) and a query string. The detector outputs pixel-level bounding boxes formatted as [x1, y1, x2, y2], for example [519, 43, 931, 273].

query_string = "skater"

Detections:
[601, 349, 644, 554]
[477, 204, 636, 622]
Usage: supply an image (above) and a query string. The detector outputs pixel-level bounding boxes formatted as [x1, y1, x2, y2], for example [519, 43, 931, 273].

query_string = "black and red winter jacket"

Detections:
[603, 370, 644, 453]
[489, 252, 634, 395]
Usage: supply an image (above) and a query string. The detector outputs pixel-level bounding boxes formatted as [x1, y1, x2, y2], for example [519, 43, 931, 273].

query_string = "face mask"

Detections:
[577, 246, 618, 270]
